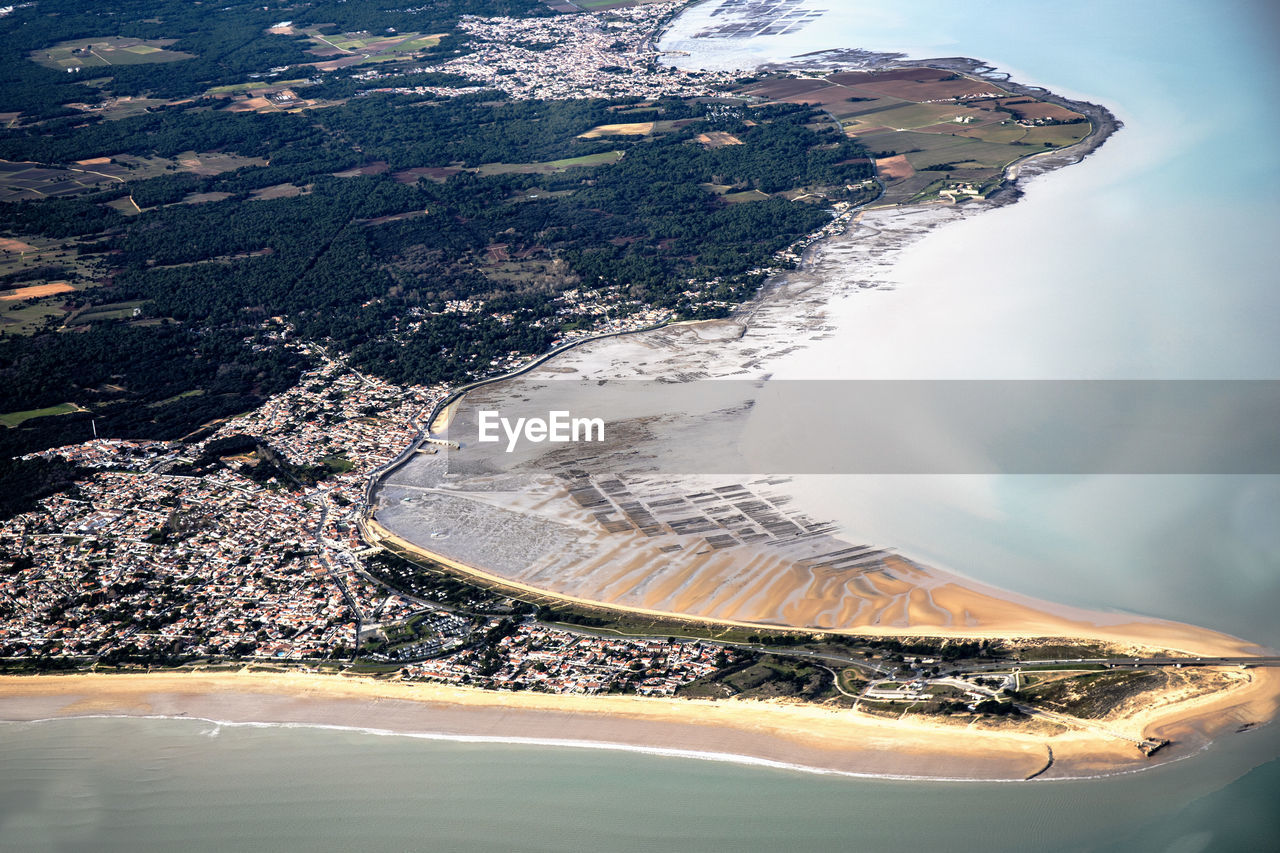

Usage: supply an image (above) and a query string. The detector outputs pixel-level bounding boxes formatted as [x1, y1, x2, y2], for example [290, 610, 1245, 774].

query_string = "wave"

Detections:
[1, 711, 1220, 784]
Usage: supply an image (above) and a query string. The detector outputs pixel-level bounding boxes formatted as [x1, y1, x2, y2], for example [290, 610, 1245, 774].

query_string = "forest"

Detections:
[0, 0, 875, 496]
[0, 0, 546, 119]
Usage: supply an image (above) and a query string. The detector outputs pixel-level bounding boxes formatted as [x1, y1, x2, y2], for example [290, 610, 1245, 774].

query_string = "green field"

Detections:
[67, 301, 145, 324]
[1020, 123, 1091, 147]
[322, 455, 355, 474]
[304, 29, 445, 65]
[208, 80, 304, 95]
[29, 37, 195, 70]
[956, 122, 1029, 144]
[1, 297, 71, 335]
[722, 189, 771, 203]
[573, 0, 671, 8]
[396, 35, 444, 51]
[0, 403, 83, 428]
[147, 389, 206, 408]
[474, 150, 625, 176]
[0, 239, 102, 334]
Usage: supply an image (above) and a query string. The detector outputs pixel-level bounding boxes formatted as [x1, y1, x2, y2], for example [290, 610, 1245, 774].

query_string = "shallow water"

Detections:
[666, 0, 1280, 651]
[2, 715, 1278, 853]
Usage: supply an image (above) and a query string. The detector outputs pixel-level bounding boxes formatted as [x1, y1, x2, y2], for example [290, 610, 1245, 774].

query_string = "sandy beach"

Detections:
[3, 667, 1277, 782]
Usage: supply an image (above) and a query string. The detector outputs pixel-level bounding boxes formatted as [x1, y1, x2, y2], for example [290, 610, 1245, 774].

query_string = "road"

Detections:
[966, 656, 1280, 670]
[819, 664, 863, 699]
[359, 317, 682, 509]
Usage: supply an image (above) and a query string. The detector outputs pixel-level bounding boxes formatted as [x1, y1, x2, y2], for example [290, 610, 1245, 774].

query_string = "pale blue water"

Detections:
[668, 0, 1280, 653]
[2, 716, 1278, 852]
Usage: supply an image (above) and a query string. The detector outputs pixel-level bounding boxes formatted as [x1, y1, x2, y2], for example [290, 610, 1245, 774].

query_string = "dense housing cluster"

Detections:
[405, 623, 731, 695]
[0, 348, 435, 662]
[441, 3, 737, 99]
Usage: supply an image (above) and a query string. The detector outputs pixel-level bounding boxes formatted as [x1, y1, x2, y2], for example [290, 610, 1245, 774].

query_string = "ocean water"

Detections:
[666, 0, 1280, 651]
[2, 716, 1279, 853]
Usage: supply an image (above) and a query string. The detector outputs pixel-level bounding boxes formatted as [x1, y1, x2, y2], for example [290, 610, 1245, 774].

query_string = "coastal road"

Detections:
[965, 656, 1280, 671]
[360, 317, 685, 510]
[819, 664, 863, 699]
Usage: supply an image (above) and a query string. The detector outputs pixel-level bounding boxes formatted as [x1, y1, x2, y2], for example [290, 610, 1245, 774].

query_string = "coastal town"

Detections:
[404, 623, 735, 696]
[0, 338, 738, 698]
[360, 2, 743, 101]
[0, 346, 435, 663]
[0, 91, 866, 675]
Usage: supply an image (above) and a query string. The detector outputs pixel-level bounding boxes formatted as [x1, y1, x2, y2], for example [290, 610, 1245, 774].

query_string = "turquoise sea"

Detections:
[5, 2, 1278, 850]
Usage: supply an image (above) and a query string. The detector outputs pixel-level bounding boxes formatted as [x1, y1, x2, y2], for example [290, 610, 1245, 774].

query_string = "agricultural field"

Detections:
[0, 152, 263, 202]
[392, 166, 463, 183]
[207, 79, 309, 96]
[299, 27, 448, 69]
[104, 196, 143, 215]
[577, 119, 691, 139]
[29, 37, 195, 71]
[0, 159, 128, 201]
[695, 130, 744, 147]
[569, 0, 673, 9]
[67, 95, 171, 122]
[249, 183, 308, 201]
[474, 150, 625, 176]
[64, 301, 145, 326]
[722, 189, 770, 203]
[578, 122, 654, 138]
[0, 282, 74, 302]
[0, 284, 87, 335]
[146, 389, 206, 409]
[739, 66, 1091, 205]
[0, 236, 93, 278]
[0, 403, 85, 429]
[0, 229, 123, 334]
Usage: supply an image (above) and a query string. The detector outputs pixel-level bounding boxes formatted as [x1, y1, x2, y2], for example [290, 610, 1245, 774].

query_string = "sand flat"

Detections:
[371, 201, 1272, 658]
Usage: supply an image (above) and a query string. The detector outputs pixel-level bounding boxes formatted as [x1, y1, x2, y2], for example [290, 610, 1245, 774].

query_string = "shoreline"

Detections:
[3, 668, 1277, 782]
[366, 520, 1271, 660]
[9, 7, 1272, 789]
[365, 14, 1132, 648]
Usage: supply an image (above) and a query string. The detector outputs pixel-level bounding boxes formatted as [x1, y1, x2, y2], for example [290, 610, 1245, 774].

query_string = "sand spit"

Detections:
[370, 114, 1267, 664]
[2, 669, 1276, 781]
[352, 48, 1280, 765]
[375, 206, 1046, 642]
[367, 518, 1265, 660]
